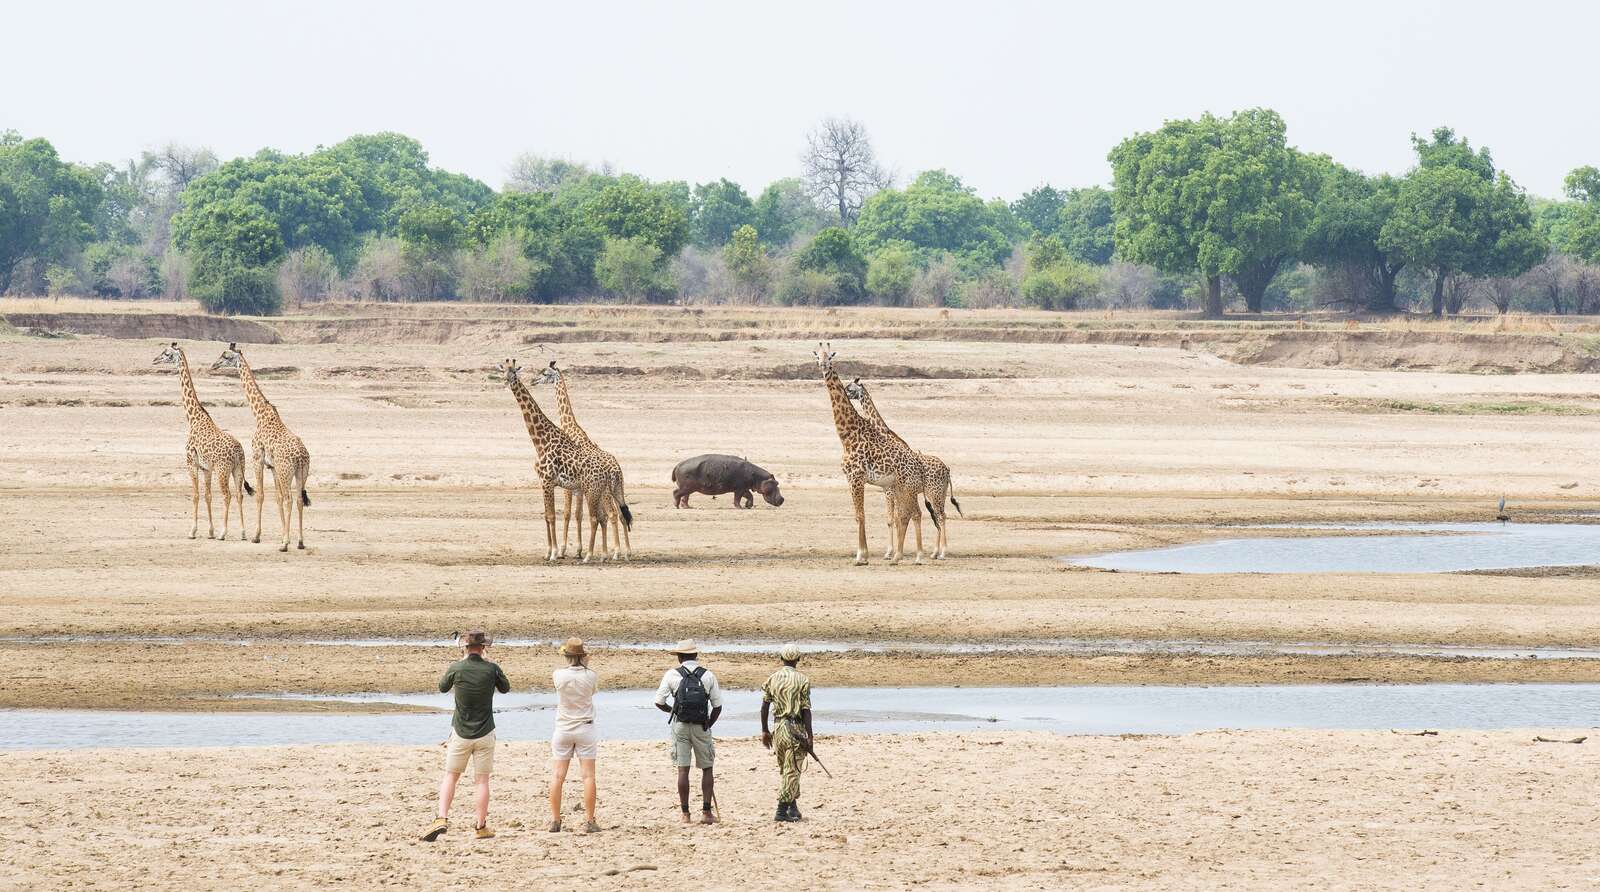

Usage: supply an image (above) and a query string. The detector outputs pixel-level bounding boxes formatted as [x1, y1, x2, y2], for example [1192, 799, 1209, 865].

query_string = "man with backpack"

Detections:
[653, 639, 724, 824]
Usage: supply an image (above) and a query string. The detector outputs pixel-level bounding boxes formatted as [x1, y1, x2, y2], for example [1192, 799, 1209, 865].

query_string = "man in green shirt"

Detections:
[421, 630, 510, 842]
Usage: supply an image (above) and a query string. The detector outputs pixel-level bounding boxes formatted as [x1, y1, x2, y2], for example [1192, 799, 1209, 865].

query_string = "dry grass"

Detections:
[0, 296, 201, 314]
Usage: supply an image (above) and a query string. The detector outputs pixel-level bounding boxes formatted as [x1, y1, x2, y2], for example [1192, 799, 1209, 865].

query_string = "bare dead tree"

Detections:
[801, 117, 892, 226]
[1482, 275, 1517, 314]
[155, 144, 219, 192]
[1443, 273, 1477, 315]
[504, 153, 593, 193]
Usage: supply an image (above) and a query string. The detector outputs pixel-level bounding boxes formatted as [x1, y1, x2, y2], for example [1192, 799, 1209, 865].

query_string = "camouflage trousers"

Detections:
[773, 718, 807, 803]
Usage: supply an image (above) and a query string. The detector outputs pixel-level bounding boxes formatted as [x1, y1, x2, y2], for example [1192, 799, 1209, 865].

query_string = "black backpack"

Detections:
[672, 666, 711, 725]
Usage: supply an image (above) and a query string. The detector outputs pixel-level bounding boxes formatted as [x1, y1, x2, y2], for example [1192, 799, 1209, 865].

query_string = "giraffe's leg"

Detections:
[218, 462, 234, 541]
[608, 497, 622, 560]
[575, 486, 585, 559]
[275, 465, 292, 552]
[188, 460, 200, 540]
[560, 488, 573, 559]
[882, 490, 895, 560]
[583, 494, 603, 564]
[202, 468, 216, 539]
[252, 449, 266, 544]
[236, 467, 248, 541]
[295, 465, 307, 550]
[888, 490, 909, 565]
[542, 485, 559, 561]
[908, 491, 926, 565]
[850, 478, 868, 566]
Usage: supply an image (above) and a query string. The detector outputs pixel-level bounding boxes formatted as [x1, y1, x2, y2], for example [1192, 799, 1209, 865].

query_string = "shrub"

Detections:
[775, 268, 845, 306]
[595, 235, 674, 303]
[865, 244, 916, 306]
[193, 258, 282, 315]
[960, 267, 1020, 309]
[1021, 259, 1100, 310]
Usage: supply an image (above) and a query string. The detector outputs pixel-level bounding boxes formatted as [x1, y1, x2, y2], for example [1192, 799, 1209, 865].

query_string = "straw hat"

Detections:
[668, 639, 700, 655]
[779, 643, 801, 662]
[559, 637, 587, 657]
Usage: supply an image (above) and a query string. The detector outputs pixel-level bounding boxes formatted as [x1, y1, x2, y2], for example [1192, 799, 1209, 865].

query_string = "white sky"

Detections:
[8, 0, 1595, 200]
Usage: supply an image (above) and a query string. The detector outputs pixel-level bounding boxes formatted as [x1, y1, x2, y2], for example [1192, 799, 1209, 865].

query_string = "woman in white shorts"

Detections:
[549, 637, 600, 833]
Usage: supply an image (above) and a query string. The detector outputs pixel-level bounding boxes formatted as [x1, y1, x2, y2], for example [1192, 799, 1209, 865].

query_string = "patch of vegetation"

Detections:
[1330, 397, 1596, 416]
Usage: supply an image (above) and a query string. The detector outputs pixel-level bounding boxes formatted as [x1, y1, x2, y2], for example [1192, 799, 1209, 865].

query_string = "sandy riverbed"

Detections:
[3, 730, 1596, 889]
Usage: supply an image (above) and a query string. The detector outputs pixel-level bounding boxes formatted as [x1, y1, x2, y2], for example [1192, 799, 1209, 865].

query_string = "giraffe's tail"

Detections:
[612, 475, 632, 530]
[242, 476, 255, 497]
[923, 499, 942, 530]
[300, 488, 311, 508]
[948, 481, 963, 518]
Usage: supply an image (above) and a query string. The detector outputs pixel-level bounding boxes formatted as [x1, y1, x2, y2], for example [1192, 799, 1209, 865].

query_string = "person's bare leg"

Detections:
[549, 759, 571, 825]
[473, 775, 490, 829]
[580, 758, 597, 824]
[677, 766, 691, 823]
[437, 771, 461, 818]
[701, 767, 716, 823]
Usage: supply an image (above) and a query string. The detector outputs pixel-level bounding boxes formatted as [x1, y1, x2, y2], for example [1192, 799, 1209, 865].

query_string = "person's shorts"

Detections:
[444, 730, 496, 777]
[551, 722, 599, 760]
[670, 720, 714, 768]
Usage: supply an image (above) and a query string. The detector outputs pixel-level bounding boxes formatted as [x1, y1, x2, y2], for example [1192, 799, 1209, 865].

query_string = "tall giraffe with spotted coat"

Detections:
[846, 378, 960, 560]
[153, 342, 254, 540]
[813, 342, 929, 565]
[545, 360, 632, 560]
[500, 359, 628, 563]
[211, 343, 312, 552]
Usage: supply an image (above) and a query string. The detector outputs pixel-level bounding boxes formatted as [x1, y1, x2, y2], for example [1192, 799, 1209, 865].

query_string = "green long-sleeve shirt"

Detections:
[439, 653, 510, 739]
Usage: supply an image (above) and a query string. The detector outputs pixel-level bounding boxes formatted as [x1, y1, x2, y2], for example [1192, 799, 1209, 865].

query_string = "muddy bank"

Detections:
[11, 308, 1600, 374]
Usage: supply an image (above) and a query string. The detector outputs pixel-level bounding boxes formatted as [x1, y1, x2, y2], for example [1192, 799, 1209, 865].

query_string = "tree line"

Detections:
[4, 113, 1599, 316]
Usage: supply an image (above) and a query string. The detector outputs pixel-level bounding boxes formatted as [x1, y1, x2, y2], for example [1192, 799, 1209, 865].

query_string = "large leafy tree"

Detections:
[753, 177, 826, 247]
[1010, 185, 1064, 236]
[1379, 128, 1546, 316]
[1055, 187, 1115, 265]
[1110, 108, 1319, 316]
[795, 226, 867, 302]
[688, 178, 756, 248]
[1302, 164, 1409, 312]
[580, 175, 689, 259]
[0, 132, 103, 293]
[854, 169, 1013, 270]
[469, 190, 604, 301]
[1562, 166, 1600, 264]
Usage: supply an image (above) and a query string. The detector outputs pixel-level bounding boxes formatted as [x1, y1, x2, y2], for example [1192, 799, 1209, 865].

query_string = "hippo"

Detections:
[672, 454, 784, 509]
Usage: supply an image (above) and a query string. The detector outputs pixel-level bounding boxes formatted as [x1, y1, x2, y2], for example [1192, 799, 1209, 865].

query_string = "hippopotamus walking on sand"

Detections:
[672, 454, 784, 509]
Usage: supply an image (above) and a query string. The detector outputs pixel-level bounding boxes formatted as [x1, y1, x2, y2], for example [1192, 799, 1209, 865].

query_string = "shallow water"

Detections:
[1069, 522, 1600, 574]
[9, 635, 1596, 661]
[5, 684, 1598, 750]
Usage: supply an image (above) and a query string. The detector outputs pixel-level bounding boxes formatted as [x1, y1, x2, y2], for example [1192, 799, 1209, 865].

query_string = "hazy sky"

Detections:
[10, 0, 1596, 199]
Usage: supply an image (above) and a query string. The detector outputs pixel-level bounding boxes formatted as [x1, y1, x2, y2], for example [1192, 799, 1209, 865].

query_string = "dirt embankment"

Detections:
[10, 308, 1600, 374]
[0, 312, 282, 344]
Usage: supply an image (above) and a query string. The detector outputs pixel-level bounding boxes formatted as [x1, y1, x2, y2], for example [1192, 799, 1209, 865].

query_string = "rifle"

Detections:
[794, 724, 833, 779]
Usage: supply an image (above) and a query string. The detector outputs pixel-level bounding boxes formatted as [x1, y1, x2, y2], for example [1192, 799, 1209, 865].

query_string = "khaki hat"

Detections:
[559, 637, 587, 657]
[459, 629, 491, 647]
[779, 643, 801, 662]
[668, 639, 699, 656]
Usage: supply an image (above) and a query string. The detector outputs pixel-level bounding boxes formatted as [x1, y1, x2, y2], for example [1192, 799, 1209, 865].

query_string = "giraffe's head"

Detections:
[153, 342, 182, 366]
[211, 343, 243, 371]
[812, 341, 838, 377]
[531, 360, 561, 387]
[844, 377, 867, 402]
[499, 357, 522, 385]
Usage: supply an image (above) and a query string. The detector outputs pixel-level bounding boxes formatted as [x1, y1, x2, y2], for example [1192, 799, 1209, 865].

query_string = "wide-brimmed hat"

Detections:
[668, 639, 699, 656]
[559, 637, 587, 657]
[459, 629, 492, 647]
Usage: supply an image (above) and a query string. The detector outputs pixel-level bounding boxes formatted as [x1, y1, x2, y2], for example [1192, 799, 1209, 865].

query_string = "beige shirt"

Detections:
[552, 666, 598, 733]
[653, 661, 724, 712]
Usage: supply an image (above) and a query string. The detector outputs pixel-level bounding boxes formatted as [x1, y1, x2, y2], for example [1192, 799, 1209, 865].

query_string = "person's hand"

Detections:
[761, 731, 773, 750]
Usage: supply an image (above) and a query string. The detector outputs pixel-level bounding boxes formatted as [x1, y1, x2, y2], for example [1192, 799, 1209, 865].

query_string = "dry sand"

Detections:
[3, 731, 1597, 890]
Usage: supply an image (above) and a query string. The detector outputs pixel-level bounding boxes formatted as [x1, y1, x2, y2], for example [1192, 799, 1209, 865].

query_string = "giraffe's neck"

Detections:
[857, 389, 888, 428]
[824, 370, 865, 445]
[554, 372, 582, 432]
[508, 374, 563, 456]
[175, 350, 214, 431]
[235, 356, 281, 428]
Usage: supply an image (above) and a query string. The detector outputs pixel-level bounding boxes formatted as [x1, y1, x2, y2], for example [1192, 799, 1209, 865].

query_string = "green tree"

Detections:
[1110, 108, 1319, 316]
[1056, 187, 1115, 265]
[0, 132, 103, 293]
[689, 178, 756, 248]
[1010, 185, 1064, 236]
[1021, 233, 1100, 310]
[865, 242, 917, 306]
[794, 227, 866, 302]
[469, 191, 603, 300]
[722, 224, 770, 299]
[1379, 128, 1547, 316]
[753, 178, 826, 247]
[855, 170, 1013, 271]
[1562, 166, 1600, 264]
[397, 203, 464, 299]
[1303, 164, 1409, 312]
[581, 175, 690, 259]
[594, 235, 671, 302]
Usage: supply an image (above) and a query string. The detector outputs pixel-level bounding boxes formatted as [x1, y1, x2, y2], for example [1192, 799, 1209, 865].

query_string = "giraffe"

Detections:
[499, 358, 628, 563]
[152, 342, 254, 540]
[211, 343, 312, 552]
[813, 341, 930, 565]
[544, 360, 632, 560]
[845, 378, 961, 560]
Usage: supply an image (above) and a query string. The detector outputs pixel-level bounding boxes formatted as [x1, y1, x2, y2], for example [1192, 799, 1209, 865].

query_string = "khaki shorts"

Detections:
[552, 722, 599, 760]
[444, 730, 496, 777]
[670, 720, 714, 768]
